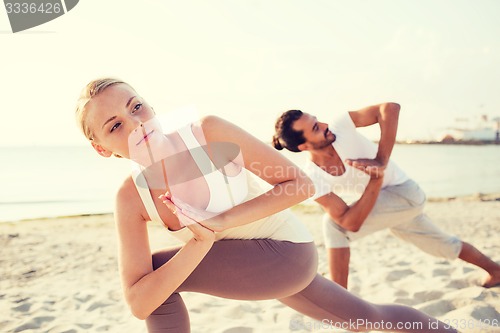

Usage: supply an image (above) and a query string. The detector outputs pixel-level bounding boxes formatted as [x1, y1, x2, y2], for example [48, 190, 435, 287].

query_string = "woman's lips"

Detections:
[136, 130, 154, 146]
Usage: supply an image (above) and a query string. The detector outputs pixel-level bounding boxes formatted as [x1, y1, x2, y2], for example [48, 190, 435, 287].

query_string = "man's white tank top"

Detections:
[305, 112, 409, 201]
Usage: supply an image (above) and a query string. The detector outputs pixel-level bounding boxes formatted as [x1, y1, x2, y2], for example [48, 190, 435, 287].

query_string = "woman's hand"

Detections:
[160, 192, 217, 222]
[185, 218, 216, 243]
[159, 192, 225, 233]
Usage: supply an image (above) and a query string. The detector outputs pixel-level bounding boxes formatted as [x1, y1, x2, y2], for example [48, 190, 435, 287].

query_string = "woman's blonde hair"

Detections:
[75, 78, 128, 141]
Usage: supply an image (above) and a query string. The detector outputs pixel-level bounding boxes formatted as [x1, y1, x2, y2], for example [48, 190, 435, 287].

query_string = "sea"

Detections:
[1, 144, 499, 222]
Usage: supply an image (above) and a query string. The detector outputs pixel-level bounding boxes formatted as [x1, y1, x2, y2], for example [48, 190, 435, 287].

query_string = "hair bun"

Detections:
[272, 135, 284, 150]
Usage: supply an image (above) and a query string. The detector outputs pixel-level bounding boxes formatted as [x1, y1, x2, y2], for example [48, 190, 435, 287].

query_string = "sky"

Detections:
[1, 0, 499, 146]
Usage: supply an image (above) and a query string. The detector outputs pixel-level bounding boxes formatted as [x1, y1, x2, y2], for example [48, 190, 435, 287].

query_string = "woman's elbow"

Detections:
[125, 291, 151, 320]
[128, 301, 151, 320]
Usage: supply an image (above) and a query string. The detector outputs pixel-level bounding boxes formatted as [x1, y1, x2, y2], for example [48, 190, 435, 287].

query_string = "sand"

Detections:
[1, 196, 499, 333]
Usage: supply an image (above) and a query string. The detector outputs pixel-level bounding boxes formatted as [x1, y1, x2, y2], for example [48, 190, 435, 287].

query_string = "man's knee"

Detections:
[322, 214, 350, 248]
[391, 227, 462, 260]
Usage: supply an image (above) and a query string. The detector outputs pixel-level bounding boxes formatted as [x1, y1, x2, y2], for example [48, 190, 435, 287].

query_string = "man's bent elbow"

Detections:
[385, 102, 400, 114]
[337, 216, 362, 232]
[345, 225, 361, 233]
[298, 173, 315, 201]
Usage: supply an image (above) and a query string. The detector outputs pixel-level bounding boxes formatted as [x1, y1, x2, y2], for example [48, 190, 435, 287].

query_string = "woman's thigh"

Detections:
[152, 239, 318, 300]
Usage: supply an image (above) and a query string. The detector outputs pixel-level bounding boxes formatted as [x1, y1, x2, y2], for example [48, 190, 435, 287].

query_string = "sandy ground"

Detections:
[1, 196, 499, 333]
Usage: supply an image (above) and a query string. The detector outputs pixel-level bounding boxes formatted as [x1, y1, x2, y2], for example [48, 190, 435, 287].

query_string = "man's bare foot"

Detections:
[482, 271, 500, 288]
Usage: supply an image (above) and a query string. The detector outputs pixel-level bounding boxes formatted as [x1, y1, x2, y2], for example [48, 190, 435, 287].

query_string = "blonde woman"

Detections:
[76, 78, 458, 333]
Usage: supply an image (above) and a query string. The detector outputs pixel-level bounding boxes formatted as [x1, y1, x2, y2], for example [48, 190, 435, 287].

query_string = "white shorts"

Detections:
[322, 180, 462, 260]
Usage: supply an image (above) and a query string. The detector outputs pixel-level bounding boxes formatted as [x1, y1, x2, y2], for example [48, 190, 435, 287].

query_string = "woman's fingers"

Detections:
[159, 192, 184, 208]
[186, 222, 215, 242]
[158, 191, 170, 201]
[161, 194, 217, 222]
[159, 196, 195, 226]
[176, 210, 198, 227]
[159, 194, 189, 213]
[157, 194, 216, 242]
[162, 198, 177, 214]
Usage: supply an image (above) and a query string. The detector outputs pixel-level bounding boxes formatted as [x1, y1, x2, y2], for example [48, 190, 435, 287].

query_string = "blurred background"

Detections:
[1, 0, 499, 221]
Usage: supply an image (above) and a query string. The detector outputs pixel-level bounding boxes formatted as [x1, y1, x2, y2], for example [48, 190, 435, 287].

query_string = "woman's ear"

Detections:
[91, 141, 113, 158]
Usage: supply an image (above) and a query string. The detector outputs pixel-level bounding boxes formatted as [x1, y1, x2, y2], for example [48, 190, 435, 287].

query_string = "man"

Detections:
[272, 103, 500, 289]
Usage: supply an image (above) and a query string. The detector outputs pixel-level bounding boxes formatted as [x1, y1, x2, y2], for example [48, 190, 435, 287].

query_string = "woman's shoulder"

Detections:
[197, 115, 246, 143]
[115, 175, 140, 204]
[197, 115, 223, 132]
[191, 115, 233, 143]
[115, 175, 148, 223]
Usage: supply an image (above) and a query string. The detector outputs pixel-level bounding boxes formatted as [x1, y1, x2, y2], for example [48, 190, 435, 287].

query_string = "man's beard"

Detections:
[310, 139, 334, 149]
[310, 129, 336, 149]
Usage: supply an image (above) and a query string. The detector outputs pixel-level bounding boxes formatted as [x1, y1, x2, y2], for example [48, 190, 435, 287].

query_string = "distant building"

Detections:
[438, 115, 500, 143]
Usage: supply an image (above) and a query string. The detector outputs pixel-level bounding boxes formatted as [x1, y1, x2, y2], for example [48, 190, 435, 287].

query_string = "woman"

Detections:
[76, 78, 458, 332]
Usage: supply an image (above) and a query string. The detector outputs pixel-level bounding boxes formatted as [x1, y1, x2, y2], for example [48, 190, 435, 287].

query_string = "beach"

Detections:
[1, 195, 499, 333]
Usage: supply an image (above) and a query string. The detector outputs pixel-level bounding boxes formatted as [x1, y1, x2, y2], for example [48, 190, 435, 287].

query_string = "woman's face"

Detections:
[85, 83, 157, 159]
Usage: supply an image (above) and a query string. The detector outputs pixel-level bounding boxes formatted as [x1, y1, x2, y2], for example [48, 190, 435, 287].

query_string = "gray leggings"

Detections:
[146, 239, 455, 333]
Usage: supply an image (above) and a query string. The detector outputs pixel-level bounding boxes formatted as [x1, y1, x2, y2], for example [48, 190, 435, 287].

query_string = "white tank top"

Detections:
[175, 124, 249, 213]
[132, 123, 313, 244]
[305, 112, 409, 201]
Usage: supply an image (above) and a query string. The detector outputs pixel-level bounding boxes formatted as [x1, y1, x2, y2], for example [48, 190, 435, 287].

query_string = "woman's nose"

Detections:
[130, 118, 143, 131]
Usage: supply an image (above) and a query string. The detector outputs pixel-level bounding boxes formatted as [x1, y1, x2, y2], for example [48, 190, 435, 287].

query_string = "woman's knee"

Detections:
[146, 293, 190, 333]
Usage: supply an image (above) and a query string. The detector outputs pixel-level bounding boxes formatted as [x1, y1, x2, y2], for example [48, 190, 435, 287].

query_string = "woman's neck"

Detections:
[131, 133, 181, 192]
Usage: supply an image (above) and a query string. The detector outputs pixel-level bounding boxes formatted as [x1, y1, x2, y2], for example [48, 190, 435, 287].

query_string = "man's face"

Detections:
[292, 113, 336, 150]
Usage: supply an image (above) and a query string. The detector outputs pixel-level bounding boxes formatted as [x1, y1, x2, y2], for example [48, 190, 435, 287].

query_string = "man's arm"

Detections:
[348, 102, 400, 166]
[316, 177, 384, 232]
[316, 103, 397, 232]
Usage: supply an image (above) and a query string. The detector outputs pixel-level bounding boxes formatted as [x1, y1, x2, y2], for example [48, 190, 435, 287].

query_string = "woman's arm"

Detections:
[115, 178, 214, 320]
[197, 115, 315, 231]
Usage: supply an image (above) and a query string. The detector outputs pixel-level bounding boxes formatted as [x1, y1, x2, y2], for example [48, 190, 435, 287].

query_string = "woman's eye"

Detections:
[110, 122, 122, 133]
[132, 103, 143, 113]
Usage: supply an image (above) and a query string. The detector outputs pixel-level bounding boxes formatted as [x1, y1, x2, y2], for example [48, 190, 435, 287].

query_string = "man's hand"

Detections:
[345, 158, 385, 179]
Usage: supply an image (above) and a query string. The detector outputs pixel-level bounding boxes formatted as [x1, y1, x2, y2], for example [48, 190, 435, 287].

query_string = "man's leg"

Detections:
[391, 213, 500, 287]
[324, 179, 439, 289]
[321, 181, 425, 289]
[327, 247, 350, 288]
[459, 241, 500, 288]
[322, 215, 351, 288]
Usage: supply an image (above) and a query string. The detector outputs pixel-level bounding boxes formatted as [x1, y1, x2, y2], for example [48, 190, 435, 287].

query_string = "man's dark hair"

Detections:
[272, 110, 306, 152]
